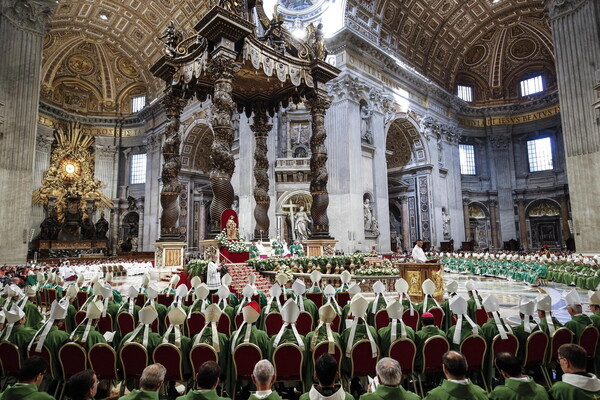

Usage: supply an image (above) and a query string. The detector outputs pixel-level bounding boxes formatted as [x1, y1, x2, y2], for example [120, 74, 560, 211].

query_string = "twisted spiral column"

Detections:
[251, 105, 272, 240]
[306, 95, 332, 238]
[159, 94, 188, 240]
[207, 57, 240, 234]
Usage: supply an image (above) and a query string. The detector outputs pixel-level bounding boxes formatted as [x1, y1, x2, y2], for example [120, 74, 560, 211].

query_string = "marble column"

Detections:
[31, 134, 53, 233]
[545, 0, 600, 251]
[0, 0, 56, 263]
[306, 95, 333, 238]
[400, 196, 410, 252]
[517, 199, 529, 250]
[207, 58, 240, 235]
[463, 199, 471, 242]
[559, 196, 571, 244]
[488, 201, 500, 249]
[251, 104, 271, 240]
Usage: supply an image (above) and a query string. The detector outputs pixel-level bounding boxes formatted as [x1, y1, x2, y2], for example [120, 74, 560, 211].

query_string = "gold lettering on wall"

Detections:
[458, 105, 560, 127]
[38, 115, 142, 137]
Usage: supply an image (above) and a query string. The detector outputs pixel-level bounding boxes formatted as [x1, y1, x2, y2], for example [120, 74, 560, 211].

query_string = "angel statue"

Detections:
[158, 21, 182, 57]
[306, 22, 327, 60]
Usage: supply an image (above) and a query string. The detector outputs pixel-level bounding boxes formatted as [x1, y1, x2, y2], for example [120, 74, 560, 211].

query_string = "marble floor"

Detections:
[110, 270, 594, 327]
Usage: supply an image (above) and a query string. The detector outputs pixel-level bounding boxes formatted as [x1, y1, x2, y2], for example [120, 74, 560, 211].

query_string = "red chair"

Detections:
[211, 294, 220, 304]
[402, 309, 420, 331]
[0, 342, 21, 379]
[428, 307, 445, 328]
[336, 292, 350, 307]
[306, 292, 324, 308]
[234, 313, 244, 330]
[186, 312, 206, 337]
[58, 342, 88, 399]
[216, 313, 231, 335]
[264, 312, 284, 336]
[491, 333, 519, 362]
[350, 340, 379, 379]
[40, 289, 48, 308]
[119, 342, 148, 384]
[150, 318, 159, 333]
[47, 288, 58, 305]
[313, 341, 342, 376]
[97, 314, 114, 333]
[76, 291, 88, 309]
[232, 343, 263, 400]
[135, 293, 146, 307]
[375, 310, 390, 331]
[296, 312, 313, 335]
[548, 327, 574, 365]
[475, 308, 488, 326]
[389, 338, 418, 393]
[460, 335, 488, 391]
[153, 343, 186, 381]
[74, 311, 86, 326]
[578, 325, 599, 358]
[418, 335, 450, 397]
[273, 343, 304, 385]
[331, 314, 341, 333]
[157, 293, 172, 307]
[27, 345, 53, 375]
[117, 312, 136, 336]
[190, 344, 218, 384]
[89, 343, 122, 394]
[523, 330, 550, 386]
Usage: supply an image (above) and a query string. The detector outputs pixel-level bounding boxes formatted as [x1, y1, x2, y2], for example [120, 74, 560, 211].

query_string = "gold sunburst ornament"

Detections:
[32, 121, 113, 221]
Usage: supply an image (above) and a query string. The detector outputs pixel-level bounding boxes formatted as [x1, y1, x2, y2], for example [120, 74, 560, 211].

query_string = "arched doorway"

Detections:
[468, 203, 491, 249]
[276, 191, 312, 244]
[527, 199, 561, 249]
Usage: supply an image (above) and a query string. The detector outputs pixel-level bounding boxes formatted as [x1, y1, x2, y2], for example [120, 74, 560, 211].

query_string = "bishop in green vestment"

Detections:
[424, 351, 487, 400]
[549, 343, 600, 400]
[488, 352, 548, 400]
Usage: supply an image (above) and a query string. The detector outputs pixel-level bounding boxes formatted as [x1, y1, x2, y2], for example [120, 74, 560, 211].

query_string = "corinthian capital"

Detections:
[544, 0, 588, 19]
[1, 0, 56, 34]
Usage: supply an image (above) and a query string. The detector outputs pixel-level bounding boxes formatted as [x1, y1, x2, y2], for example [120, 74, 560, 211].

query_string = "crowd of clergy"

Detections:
[1, 265, 600, 399]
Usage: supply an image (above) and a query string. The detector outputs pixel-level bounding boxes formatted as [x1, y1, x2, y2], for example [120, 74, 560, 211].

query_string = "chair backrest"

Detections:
[389, 338, 417, 375]
[47, 288, 58, 305]
[27, 344, 52, 375]
[296, 312, 313, 335]
[550, 327, 574, 363]
[306, 292, 324, 308]
[375, 310, 390, 331]
[331, 314, 341, 333]
[186, 312, 206, 336]
[421, 335, 450, 374]
[135, 293, 146, 307]
[74, 311, 86, 326]
[234, 312, 245, 330]
[460, 335, 487, 371]
[492, 333, 519, 363]
[58, 342, 88, 379]
[97, 314, 113, 333]
[211, 294, 220, 304]
[119, 342, 149, 380]
[40, 288, 48, 307]
[117, 312, 136, 336]
[153, 343, 184, 381]
[475, 307, 488, 326]
[350, 339, 379, 378]
[312, 341, 342, 375]
[0, 341, 22, 376]
[524, 330, 549, 368]
[579, 325, 599, 357]
[233, 343, 263, 381]
[428, 307, 445, 328]
[157, 293, 172, 307]
[76, 291, 88, 309]
[216, 313, 231, 335]
[264, 312, 284, 336]
[273, 343, 304, 382]
[336, 292, 350, 307]
[89, 343, 119, 380]
[402, 309, 420, 331]
[190, 344, 218, 380]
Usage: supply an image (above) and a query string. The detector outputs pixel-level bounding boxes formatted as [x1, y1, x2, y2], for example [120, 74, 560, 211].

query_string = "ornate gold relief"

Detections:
[528, 201, 560, 217]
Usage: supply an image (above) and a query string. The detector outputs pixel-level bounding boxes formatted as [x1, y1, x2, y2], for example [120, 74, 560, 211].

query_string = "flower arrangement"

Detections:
[247, 254, 366, 273]
[185, 259, 210, 278]
[215, 230, 248, 253]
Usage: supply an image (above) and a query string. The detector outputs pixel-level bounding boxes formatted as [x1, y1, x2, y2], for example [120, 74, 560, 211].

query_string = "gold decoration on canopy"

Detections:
[528, 201, 560, 217]
[32, 122, 112, 221]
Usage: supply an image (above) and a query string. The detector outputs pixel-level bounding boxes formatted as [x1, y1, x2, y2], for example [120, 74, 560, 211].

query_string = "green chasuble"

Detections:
[360, 384, 420, 400]
[0, 383, 54, 400]
[118, 389, 160, 400]
[190, 328, 229, 374]
[269, 328, 305, 359]
[564, 313, 592, 343]
[29, 325, 69, 378]
[4, 324, 36, 361]
[488, 377, 548, 400]
[303, 330, 343, 392]
[480, 317, 513, 388]
[466, 294, 484, 323]
[377, 323, 416, 358]
[446, 319, 478, 351]
[69, 323, 106, 350]
[119, 329, 163, 363]
[549, 373, 600, 400]
[300, 386, 353, 400]
[66, 303, 78, 332]
[176, 389, 232, 400]
[162, 331, 192, 376]
[249, 391, 284, 400]
[340, 322, 379, 376]
[249, 245, 259, 259]
[424, 379, 487, 400]
[227, 325, 271, 395]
